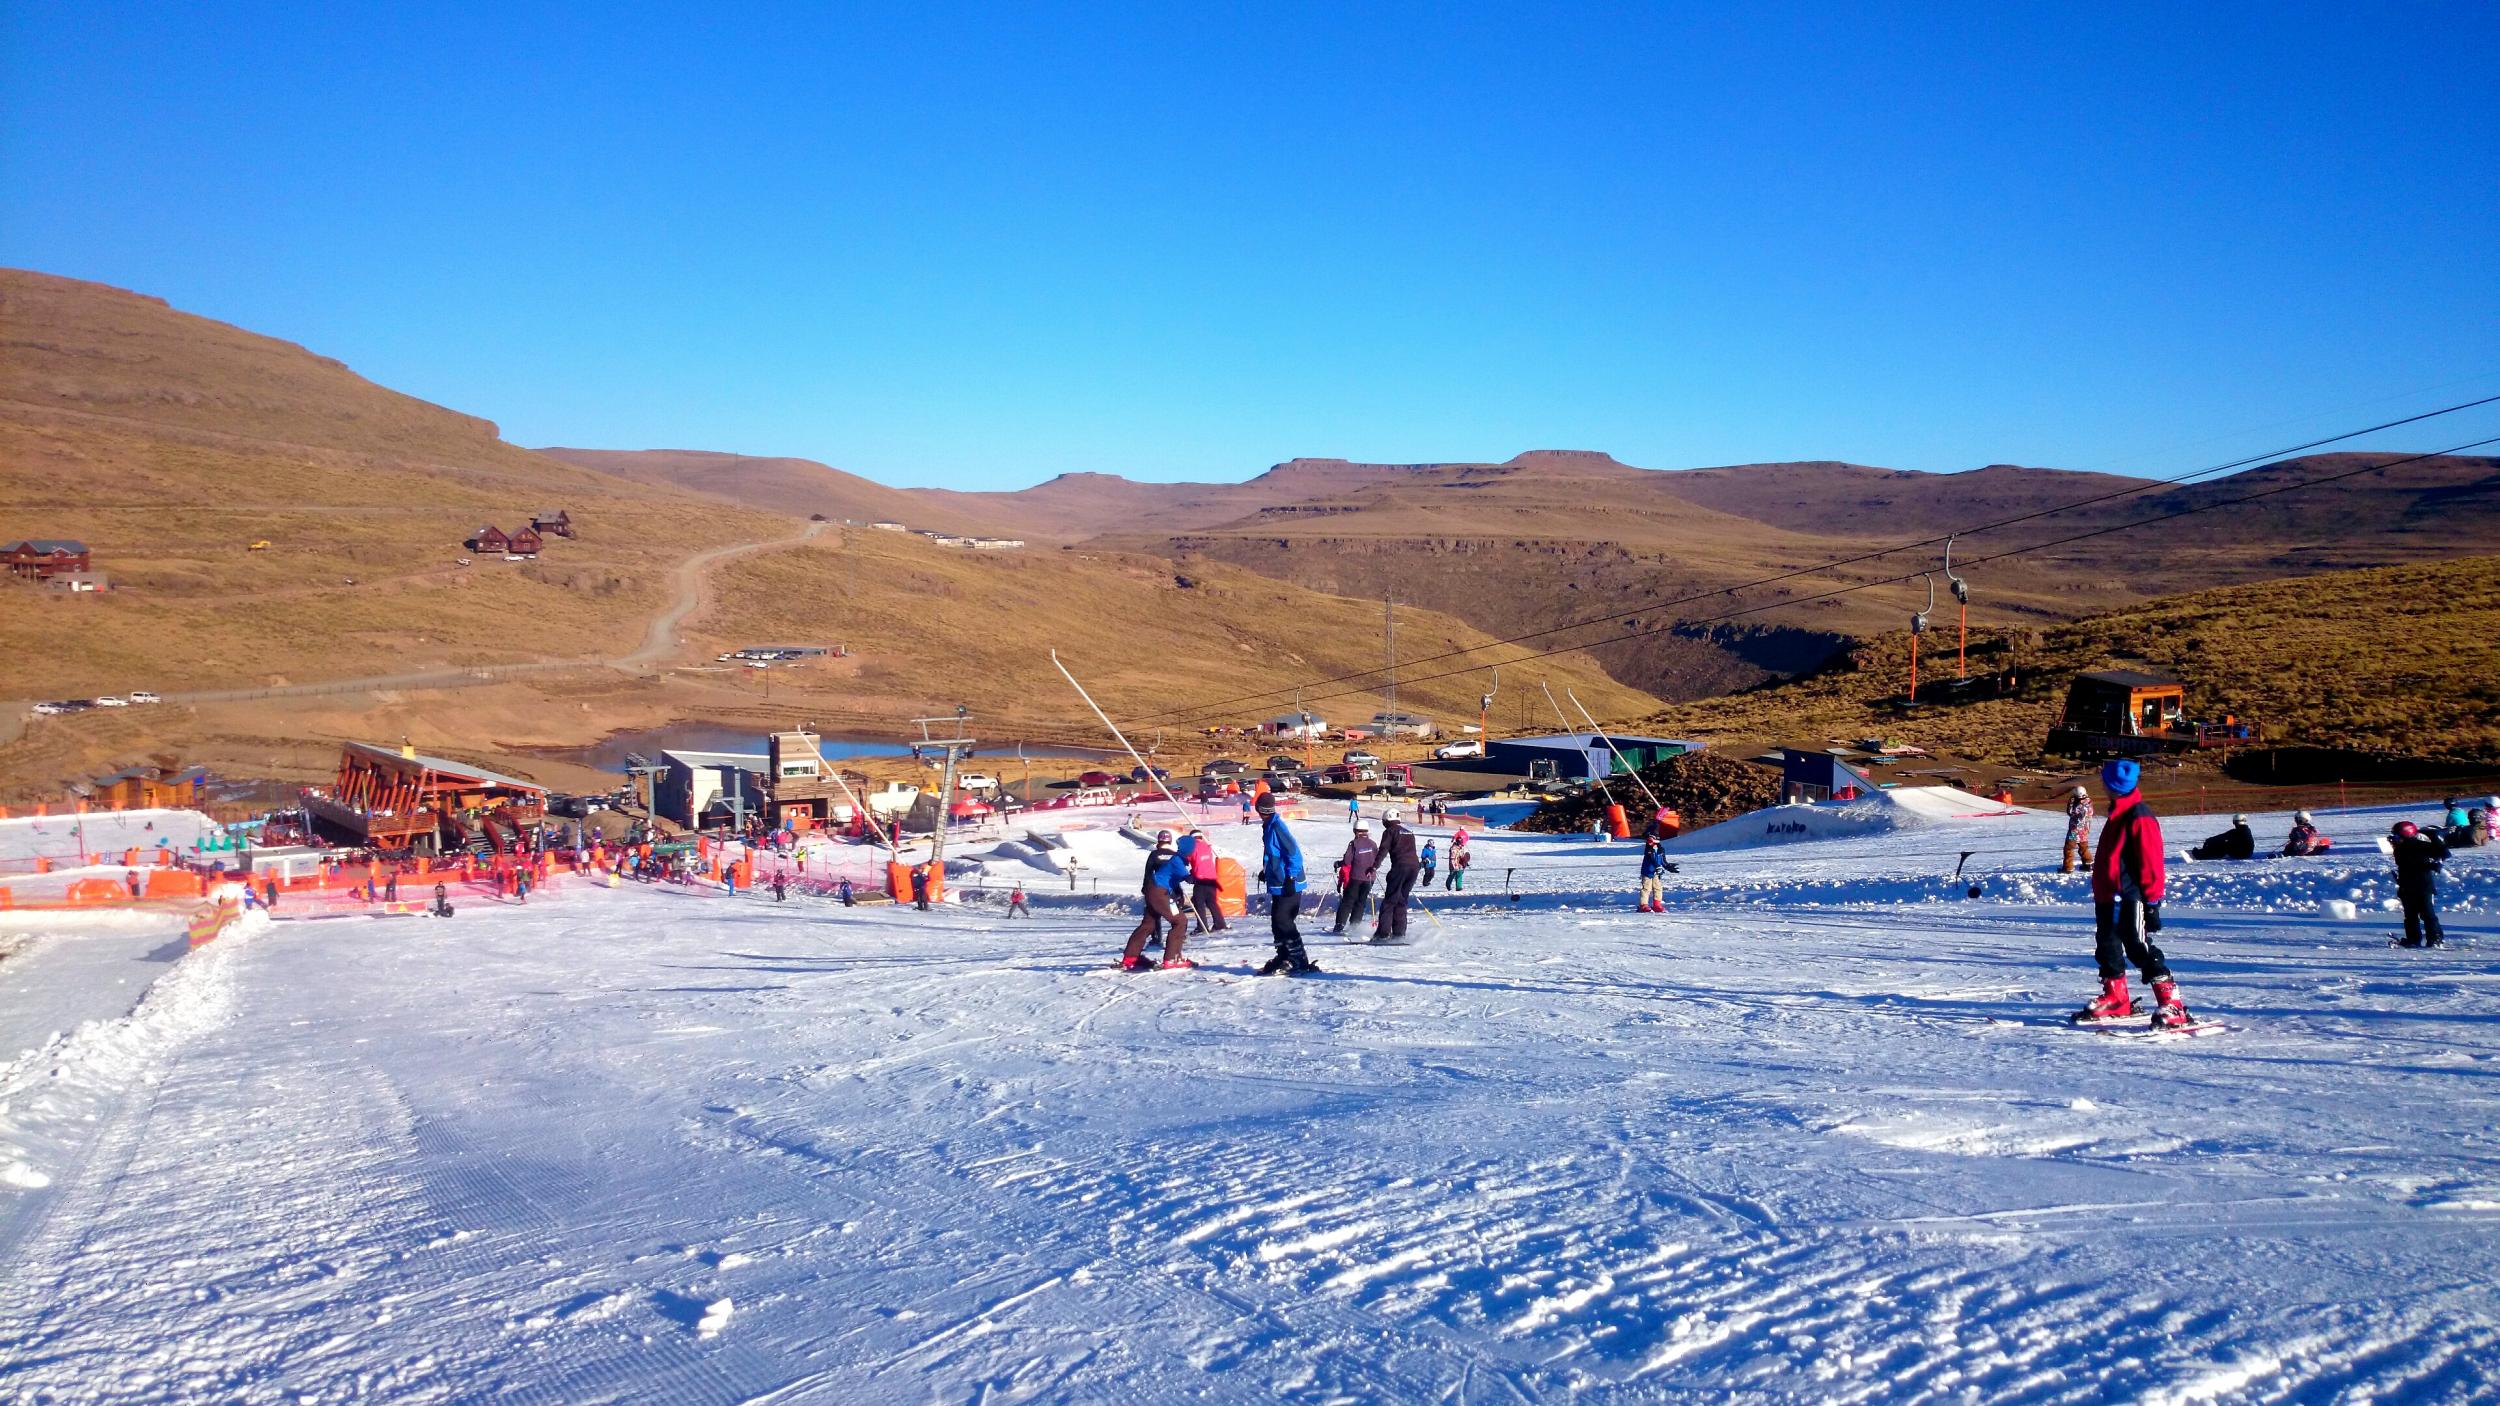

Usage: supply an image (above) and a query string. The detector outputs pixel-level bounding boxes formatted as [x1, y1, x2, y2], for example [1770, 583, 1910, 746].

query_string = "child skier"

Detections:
[1120, 830, 1192, 971]
[1254, 792, 1318, 975]
[1007, 882, 1030, 917]
[2073, 758, 2191, 1028]
[2061, 786, 2094, 873]
[1445, 837, 1469, 891]
[2388, 820, 2450, 948]
[2283, 811, 2331, 856]
[1638, 835, 1669, 912]
[1420, 839, 1439, 889]
[1333, 823, 1378, 934]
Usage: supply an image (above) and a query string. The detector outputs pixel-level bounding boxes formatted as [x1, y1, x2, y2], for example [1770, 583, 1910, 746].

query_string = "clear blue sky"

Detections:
[5, 2, 2495, 489]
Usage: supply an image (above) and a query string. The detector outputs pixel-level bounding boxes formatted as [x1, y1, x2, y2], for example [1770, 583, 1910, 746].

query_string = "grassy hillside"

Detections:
[0, 270, 786, 695]
[1626, 556, 2500, 765]
[687, 530, 1660, 741]
[537, 447, 1019, 537]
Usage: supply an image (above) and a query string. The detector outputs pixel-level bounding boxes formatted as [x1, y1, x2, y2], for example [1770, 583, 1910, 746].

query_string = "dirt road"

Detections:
[624, 518, 823, 668]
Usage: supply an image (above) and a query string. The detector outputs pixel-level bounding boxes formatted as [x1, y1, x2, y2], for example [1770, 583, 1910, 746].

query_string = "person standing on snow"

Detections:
[2387, 820, 2450, 948]
[1346, 796, 1360, 828]
[1183, 827, 1227, 933]
[1254, 792, 1318, 975]
[1445, 836, 1470, 891]
[1119, 830, 1193, 971]
[837, 876, 855, 906]
[1419, 839, 1439, 890]
[772, 872, 788, 902]
[909, 864, 930, 911]
[1007, 882, 1030, 917]
[2061, 786, 2094, 873]
[1371, 810, 1422, 944]
[2074, 758, 2190, 1027]
[1332, 823, 1378, 934]
[1638, 834, 1669, 912]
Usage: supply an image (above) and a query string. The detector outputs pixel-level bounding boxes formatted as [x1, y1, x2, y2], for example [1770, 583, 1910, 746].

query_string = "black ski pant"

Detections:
[2093, 897, 2170, 983]
[1332, 878, 1373, 933]
[1190, 878, 1227, 931]
[2400, 878, 2445, 946]
[1269, 889, 1308, 967]
[1376, 868, 1418, 940]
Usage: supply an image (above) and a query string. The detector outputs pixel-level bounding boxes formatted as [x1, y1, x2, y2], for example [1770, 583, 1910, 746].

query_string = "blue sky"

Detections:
[5, 2, 2495, 489]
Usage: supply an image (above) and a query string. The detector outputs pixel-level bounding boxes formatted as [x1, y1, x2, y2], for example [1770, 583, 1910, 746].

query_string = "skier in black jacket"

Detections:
[2389, 820, 2451, 948]
[1333, 825, 1378, 934]
[1371, 811, 1422, 944]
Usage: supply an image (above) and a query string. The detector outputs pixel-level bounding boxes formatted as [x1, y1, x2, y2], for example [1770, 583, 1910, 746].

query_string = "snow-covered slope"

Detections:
[0, 802, 2492, 1402]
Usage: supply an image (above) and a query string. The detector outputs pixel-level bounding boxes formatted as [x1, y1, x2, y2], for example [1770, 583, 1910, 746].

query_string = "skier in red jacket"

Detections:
[2074, 757, 2191, 1028]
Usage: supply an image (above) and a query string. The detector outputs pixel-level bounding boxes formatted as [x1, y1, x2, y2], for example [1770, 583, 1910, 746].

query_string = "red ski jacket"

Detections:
[2092, 791, 2166, 905]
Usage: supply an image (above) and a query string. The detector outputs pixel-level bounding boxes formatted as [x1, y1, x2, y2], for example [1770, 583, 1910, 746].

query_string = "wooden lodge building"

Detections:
[531, 509, 574, 538]
[465, 525, 544, 556]
[307, 741, 547, 855]
[5, 538, 91, 580]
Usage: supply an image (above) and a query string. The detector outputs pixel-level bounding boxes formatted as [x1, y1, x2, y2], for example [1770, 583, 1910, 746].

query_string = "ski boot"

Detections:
[1160, 957, 1197, 970]
[2069, 976, 2134, 1024]
[1255, 954, 1290, 976]
[1118, 954, 1154, 972]
[2148, 978, 2192, 1030]
[1287, 960, 1323, 976]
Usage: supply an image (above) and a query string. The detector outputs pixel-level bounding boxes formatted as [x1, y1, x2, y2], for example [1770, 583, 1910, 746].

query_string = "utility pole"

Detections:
[912, 705, 977, 881]
[1382, 596, 1397, 722]
[1478, 668, 1500, 753]
[1298, 686, 1312, 770]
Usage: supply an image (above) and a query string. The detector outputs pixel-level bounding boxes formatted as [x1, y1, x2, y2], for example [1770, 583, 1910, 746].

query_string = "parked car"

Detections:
[1265, 754, 1302, 773]
[1129, 765, 1170, 783]
[129, 690, 161, 704]
[29, 701, 68, 715]
[91, 695, 128, 708]
[956, 773, 997, 792]
[1077, 770, 1118, 787]
[1201, 758, 1246, 776]
[1432, 740, 1484, 760]
[1070, 786, 1115, 806]
[1342, 750, 1382, 769]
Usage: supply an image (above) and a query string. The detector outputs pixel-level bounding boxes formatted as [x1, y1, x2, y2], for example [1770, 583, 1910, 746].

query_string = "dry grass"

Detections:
[1630, 557, 2500, 765]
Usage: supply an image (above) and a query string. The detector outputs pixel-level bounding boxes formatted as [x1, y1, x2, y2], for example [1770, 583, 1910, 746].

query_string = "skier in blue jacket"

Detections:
[1255, 791, 1319, 976]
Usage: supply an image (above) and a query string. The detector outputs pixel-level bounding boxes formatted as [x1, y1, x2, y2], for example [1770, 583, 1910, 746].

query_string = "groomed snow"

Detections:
[0, 800, 2493, 1402]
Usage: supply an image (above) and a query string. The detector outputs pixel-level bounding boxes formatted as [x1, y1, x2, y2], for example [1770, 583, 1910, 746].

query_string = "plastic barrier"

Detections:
[1215, 857, 1248, 919]
[65, 877, 126, 904]
[887, 861, 943, 905]
[145, 869, 205, 899]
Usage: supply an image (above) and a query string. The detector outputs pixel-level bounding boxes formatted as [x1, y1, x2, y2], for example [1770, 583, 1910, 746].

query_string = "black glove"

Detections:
[2144, 903, 2163, 933]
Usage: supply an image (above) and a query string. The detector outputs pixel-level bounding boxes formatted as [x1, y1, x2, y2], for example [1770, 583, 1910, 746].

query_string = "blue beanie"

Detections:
[2100, 758, 2140, 795]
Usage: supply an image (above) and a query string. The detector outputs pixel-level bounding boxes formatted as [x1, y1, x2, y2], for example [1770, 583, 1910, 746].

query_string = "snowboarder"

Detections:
[1182, 828, 1227, 933]
[1253, 792, 1317, 975]
[838, 876, 855, 907]
[2061, 786, 2094, 873]
[1638, 834, 1669, 912]
[1007, 883, 1030, 917]
[1371, 810, 1421, 944]
[430, 882, 453, 918]
[2388, 820, 2450, 948]
[1420, 839, 1439, 890]
[2073, 758, 2190, 1028]
[1120, 830, 1193, 970]
[1333, 823, 1378, 934]
[910, 864, 931, 911]
[2189, 815, 2256, 862]
[2282, 811, 2332, 857]
[1445, 838, 1469, 892]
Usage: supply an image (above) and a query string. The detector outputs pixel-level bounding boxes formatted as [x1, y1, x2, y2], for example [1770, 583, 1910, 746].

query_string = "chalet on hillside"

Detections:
[5, 538, 91, 580]
[507, 526, 544, 555]
[530, 509, 574, 538]
[467, 525, 510, 553]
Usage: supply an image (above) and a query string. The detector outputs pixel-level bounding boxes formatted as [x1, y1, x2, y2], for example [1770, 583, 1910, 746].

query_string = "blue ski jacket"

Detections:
[1259, 814, 1305, 894]
[1143, 847, 1188, 893]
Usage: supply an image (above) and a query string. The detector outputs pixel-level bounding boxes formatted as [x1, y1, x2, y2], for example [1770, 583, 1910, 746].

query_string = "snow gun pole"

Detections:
[1540, 680, 1614, 804]
[816, 756, 900, 856]
[1566, 688, 1665, 816]
[1051, 651, 1194, 829]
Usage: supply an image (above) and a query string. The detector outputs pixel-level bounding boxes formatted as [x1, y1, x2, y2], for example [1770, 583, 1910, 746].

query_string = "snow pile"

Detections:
[0, 910, 264, 1196]
[0, 809, 217, 866]
[1665, 786, 2031, 854]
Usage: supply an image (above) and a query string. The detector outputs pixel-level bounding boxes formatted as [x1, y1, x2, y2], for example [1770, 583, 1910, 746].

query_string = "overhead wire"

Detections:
[1122, 393, 2500, 728]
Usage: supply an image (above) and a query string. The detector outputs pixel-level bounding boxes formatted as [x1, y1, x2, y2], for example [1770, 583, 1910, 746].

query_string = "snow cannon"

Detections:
[1606, 803, 1630, 839]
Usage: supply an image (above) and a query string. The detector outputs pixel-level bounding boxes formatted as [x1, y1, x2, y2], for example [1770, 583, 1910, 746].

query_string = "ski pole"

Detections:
[1050, 651, 1195, 830]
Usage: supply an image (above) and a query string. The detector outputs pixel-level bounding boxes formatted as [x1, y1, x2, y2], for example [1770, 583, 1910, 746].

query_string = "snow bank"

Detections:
[0, 809, 217, 865]
[1664, 786, 2031, 854]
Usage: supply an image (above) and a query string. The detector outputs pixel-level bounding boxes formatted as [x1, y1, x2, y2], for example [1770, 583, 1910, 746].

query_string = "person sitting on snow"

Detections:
[2282, 811, 2331, 856]
[2189, 814, 2257, 861]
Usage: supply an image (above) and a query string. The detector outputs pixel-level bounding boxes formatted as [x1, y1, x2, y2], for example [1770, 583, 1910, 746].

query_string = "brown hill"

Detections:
[536, 447, 1016, 536]
[0, 268, 787, 696]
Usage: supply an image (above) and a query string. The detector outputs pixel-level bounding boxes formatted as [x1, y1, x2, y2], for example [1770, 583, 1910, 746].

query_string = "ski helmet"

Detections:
[1155, 829, 1174, 844]
[2394, 821, 2419, 838]
[2294, 810, 2313, 824]
[1254, 790, 1276, 814]
[2071, 785, 2088, 799]
[2099, 758, 2140, 795]
[2232, 814, 2247, 825]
